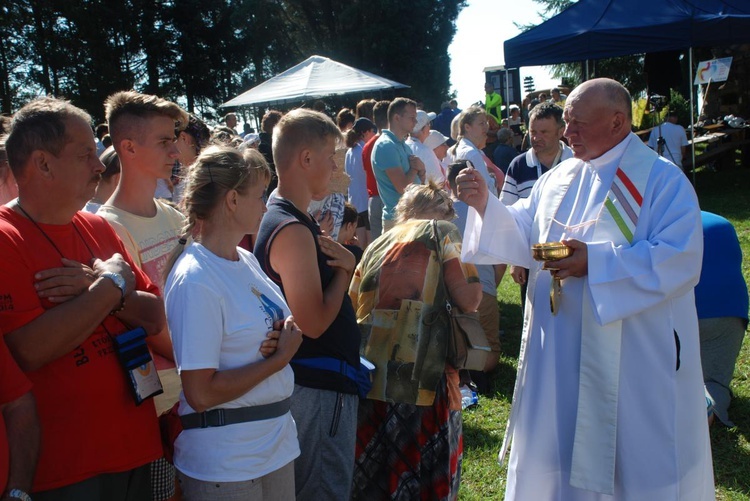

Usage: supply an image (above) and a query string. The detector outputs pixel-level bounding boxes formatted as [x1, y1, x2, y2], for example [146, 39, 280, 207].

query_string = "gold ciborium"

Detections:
[531, 242, 572, 315]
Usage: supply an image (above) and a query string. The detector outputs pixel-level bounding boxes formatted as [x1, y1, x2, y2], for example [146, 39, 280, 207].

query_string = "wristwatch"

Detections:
[100, 271, 127, 314]
[100, 271, 126, 298]
[7, 489, 32, 501]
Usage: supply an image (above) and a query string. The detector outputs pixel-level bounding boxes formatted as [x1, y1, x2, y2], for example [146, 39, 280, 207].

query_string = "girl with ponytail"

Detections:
[163, 146, 303, 499]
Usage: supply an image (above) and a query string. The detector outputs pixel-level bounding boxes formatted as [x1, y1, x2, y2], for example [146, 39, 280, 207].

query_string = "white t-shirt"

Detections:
[406, 136, 446, 186]
[648, 121, 688, 168]
[455, 137, 498, 197]
[164, 242, 299, 482]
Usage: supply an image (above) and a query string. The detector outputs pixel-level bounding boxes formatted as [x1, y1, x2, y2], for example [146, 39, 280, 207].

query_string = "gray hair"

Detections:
[5, 97, 91, 176]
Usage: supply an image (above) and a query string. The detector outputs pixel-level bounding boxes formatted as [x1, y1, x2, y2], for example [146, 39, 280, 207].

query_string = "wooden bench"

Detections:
[683, 138, 750, 170]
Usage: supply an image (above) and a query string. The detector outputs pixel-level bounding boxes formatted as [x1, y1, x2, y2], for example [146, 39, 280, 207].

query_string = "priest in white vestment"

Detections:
[457, 79, 714, 500]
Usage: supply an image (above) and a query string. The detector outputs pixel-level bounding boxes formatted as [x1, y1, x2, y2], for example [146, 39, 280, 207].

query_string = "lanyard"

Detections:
[15, 202, 96, 260]
[16, 202, 119, 336]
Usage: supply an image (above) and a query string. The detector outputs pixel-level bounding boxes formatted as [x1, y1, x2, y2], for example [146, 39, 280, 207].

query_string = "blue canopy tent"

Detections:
[503, 0, 750, 181]
[504, 0, 750, 68]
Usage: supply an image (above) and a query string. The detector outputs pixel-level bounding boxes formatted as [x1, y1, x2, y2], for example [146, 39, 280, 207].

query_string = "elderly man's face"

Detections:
[563, 95, 620, 161]
[47, 117, 104, 207]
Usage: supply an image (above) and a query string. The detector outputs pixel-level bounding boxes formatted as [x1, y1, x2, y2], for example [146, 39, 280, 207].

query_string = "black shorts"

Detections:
[357, 210, 370, 230]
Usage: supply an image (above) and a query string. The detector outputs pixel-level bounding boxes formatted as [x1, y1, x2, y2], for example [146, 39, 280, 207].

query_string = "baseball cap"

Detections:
[412, 110, 436, 134]
[424, 130, 449, 150]
[353, 117, 377, 134]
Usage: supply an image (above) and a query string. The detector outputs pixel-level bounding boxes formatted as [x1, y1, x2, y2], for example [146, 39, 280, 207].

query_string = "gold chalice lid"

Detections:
[531, 242, 572, 262]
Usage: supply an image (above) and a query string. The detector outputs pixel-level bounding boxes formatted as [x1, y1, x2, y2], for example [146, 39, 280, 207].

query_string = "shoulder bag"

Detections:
[431, 220, 491, 371]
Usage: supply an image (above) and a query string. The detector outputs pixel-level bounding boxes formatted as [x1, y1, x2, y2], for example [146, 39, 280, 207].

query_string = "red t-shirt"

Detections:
[0, 208, 162, 492]
[362, 133, 380, 197]
[0, 334, 33, 493]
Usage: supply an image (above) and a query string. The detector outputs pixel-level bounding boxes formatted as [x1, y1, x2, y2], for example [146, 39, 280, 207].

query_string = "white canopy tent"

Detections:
[222, 55, 409, 108]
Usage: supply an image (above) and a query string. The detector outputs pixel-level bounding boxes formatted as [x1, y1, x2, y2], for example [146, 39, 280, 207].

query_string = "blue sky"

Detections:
[448, 0, 559, 107]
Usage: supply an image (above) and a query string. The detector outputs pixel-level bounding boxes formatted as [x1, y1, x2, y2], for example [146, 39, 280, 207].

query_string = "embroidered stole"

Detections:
[498, 138, 657, 495]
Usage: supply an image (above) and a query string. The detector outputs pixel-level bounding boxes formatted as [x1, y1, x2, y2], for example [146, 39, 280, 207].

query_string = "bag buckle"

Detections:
[199, 408, 226, 428]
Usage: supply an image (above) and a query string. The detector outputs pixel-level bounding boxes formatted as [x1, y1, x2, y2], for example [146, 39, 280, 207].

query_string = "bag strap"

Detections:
[180, 397, 291, 430]
[430, 220, 451, 315]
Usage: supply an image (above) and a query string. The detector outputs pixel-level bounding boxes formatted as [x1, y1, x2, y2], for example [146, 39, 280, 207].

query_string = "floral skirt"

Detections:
[352, 375, 463, 501]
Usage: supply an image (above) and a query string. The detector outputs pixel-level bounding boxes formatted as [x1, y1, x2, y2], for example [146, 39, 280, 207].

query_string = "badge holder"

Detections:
[112, 327, 163, 405]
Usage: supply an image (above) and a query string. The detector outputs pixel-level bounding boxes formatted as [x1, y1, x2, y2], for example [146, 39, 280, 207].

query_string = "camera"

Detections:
[649, 95, 666, 109]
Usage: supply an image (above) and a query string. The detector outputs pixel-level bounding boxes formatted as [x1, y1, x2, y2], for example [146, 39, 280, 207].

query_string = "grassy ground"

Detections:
[459, 161, 750, 500]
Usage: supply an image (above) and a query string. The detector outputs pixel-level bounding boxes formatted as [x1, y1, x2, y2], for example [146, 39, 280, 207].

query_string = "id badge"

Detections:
[113, 327, 164, 405]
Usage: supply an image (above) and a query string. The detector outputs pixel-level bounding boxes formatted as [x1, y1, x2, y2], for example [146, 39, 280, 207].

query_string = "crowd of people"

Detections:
[0, 76, 744, 501]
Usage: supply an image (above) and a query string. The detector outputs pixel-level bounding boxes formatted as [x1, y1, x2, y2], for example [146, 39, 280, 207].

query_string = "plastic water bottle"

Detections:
[460, 385, 478, 410]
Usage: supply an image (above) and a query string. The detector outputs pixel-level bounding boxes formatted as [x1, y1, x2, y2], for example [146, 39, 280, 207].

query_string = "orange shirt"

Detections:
[0, 208, 162, 491]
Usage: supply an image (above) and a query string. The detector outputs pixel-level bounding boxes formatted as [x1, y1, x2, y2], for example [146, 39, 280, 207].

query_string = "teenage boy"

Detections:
[254, 109, 359, 500]
[98, 90, 189, 501]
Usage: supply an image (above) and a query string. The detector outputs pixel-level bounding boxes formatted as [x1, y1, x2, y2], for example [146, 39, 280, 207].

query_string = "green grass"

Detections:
[459, 162, 750, 500]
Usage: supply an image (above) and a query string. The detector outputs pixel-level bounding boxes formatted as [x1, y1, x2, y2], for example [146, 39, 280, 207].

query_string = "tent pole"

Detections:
[689, 47, 696, 186]
[505, 68, 510, 118]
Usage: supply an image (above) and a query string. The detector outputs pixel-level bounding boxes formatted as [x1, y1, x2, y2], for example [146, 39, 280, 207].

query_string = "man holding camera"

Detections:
[648, 108, 688, 168]
[0, 97, 165, 500]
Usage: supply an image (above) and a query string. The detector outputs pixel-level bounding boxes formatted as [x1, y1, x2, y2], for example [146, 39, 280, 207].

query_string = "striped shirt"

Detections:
[500, 142, 573, 205]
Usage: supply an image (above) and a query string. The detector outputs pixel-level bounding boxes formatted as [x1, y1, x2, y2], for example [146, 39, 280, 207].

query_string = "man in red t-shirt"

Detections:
[362, 100, 389, 240]
[0, 335, 38, 501]
[1, 97, 166, 500]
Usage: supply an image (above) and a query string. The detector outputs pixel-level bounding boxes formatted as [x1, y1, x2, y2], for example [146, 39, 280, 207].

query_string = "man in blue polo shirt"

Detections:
[371, 97, 426, 233]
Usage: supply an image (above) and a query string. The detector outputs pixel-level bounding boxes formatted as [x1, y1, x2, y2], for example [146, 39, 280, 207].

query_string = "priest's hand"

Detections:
[456, 167, 489, 217]
[547, 239, 587, 279]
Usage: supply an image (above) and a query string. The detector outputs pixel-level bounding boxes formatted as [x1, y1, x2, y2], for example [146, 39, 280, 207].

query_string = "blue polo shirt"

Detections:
[371, 129, 413, 221]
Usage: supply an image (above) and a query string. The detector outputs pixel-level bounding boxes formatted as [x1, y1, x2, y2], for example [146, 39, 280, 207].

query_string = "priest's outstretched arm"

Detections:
[456, 166, 533, 268]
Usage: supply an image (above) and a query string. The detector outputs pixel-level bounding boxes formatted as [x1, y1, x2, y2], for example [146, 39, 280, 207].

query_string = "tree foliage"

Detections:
[0, 0, 467, 121]
[523, 0, 647, 96]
